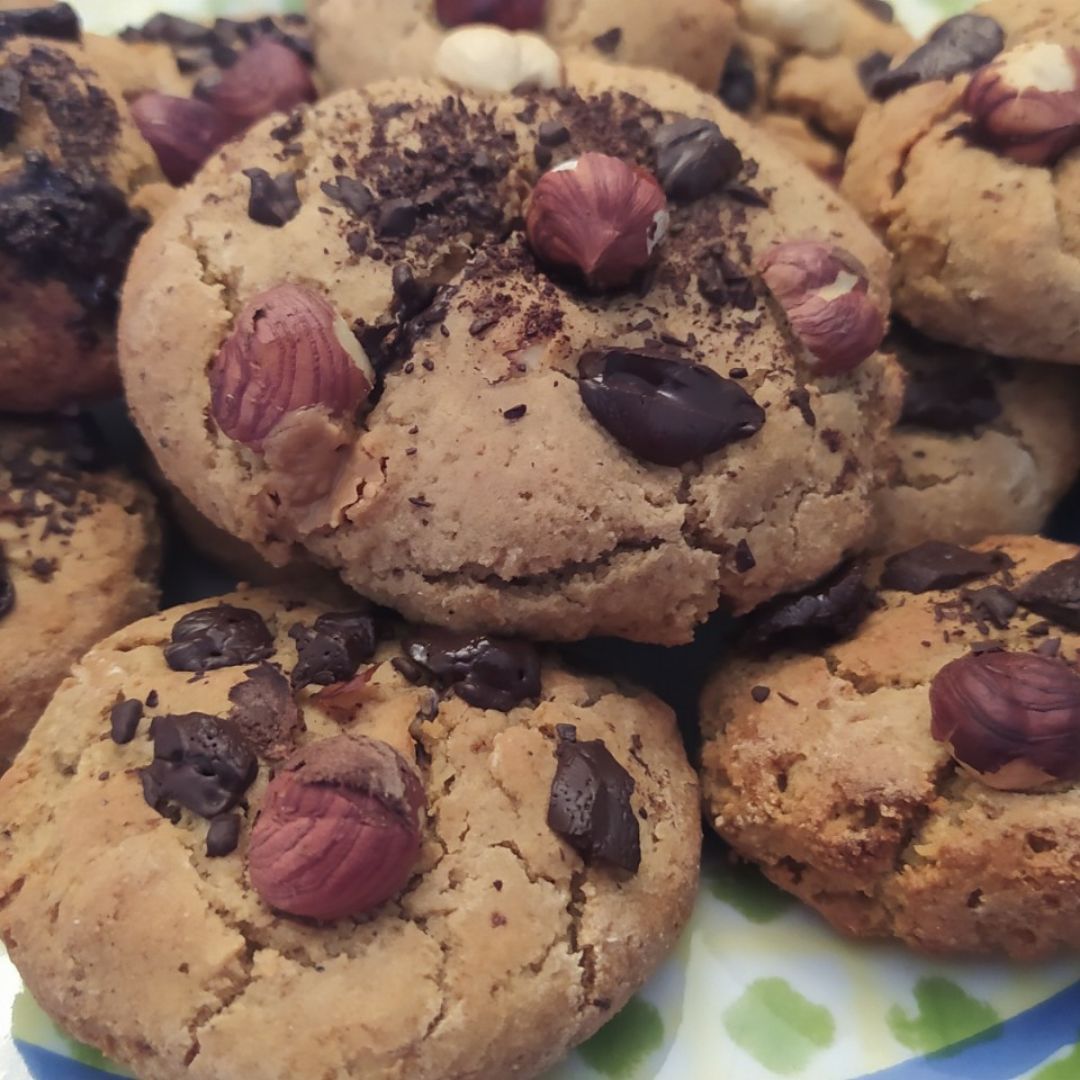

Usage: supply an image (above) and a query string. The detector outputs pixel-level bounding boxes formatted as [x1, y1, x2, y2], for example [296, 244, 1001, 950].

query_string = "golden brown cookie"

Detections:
[0, 588, 700, 1079]
[0, 417, 159, 772]
[843, 0, 1080, 363]
[701, 534, 1080, 958]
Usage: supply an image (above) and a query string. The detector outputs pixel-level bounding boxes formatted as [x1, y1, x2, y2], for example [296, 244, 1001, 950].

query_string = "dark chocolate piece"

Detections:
[965, 585, 1018, 630]
[163, 604, 275, 672]
[0, 65, 22, 147]
[1015, 557, 1080, 632]
[289, 610, 376, 690]
[206, 812, 242, 857]
[109, 698, 144, 744]
[243, 168, 301, 227]
[320, 176, 373, 218]
[881, 542, 1010, 594]
[591, 27, 622, 54]
[0, 4, 80, 43]
[718, 44, 757, 114]
[653, 117, 742, 202]
[228, 663, 304, 759]
[0, 544, 14, 620]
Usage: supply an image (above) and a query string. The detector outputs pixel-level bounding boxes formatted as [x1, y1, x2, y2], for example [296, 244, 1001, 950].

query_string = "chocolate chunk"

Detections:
[965, 585, 1018, 630]
[146, 689, 159, 708]
[243, 168, 301, 227]
[653, 118, 743, 202]
[751, 685, 771, 703]
[391, 263, 437, 321]
[0, 66, 21, 147]
[402, 629, 541, 712]
[734, 539, 756, 573]
[858, 0, 894, 22]
[718, 43, 757, 115]
[744, 561, 874, 650]
[578, 348, 765, 467]
[899, 366, 1001, 432]
[503, 404, 527, 421]
[788, 387, 816, 428]
[376, 197, 417, 238]
[141, 713, 257, 820]
[206, 812, 242, 857]
[123, 12, 211, 47]
[547, 728, 640, 872]
[537, 119, 570, 147]
[872, 14, 1004, 101]
[698, 249, 756, 310]
[0, 545, 13, 620]
[163, 605, 275, 672]
[109, 698, 143, 744]
[320, 176, 373, 217]
[228, 663, 304, 759]
[1035, 638, 1062, 659]
[857, 50, 893, 94]
[1014, 557, 1080, 632]
[289, 610, 376, 690]
[592, 27, 622, 54]
[881, 542, 1010, 594]
[0, 4, 80, 43]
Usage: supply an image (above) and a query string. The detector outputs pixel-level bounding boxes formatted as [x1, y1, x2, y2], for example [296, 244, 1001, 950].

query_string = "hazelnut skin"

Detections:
[963, 42, 1080, 166]
[759, 240, 887, 375]
[248, 735, 426, 921]
[435, 0, 545, 31]
[930, 650, 1080, 792]
[209, 284, 376, 448]
[130, 93, 239, 186]
[526, 153, 669, 291]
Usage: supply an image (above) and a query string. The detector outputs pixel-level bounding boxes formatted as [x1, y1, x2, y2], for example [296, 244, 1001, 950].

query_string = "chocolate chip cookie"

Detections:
[701, 534, 1080, 958]
[120, 63, 901, 644]
[876, 324, 1080, 552]
[0, 417, 159, 772]
[0, 588, 700, 1079]
[308, 0, 736, 93]
[720, 0, 911, 179]
[844, 0, 1080, 364]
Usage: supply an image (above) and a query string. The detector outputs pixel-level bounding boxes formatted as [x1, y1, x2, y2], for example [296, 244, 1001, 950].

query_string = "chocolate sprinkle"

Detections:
[653, 117, 743, 202]
[718, 44, 757, 115]
[243, 168, 301, 227]
[547, 726, 640, 873]
[401, 629, 541, 712]
[1015, 557, 1080, 632]
[163, 605, 275, 672]
[881, 542, 1010, 594]
[734, 540, 756, 574]
[503, 404, 527, 421]
[109, 698, 144, 744]
[0, 4, 80, 43]
[205, 812, 242, 857]
[289, 610, 376, 690]
[578, 348, 765, 467]
[965, 585, 1018, 630]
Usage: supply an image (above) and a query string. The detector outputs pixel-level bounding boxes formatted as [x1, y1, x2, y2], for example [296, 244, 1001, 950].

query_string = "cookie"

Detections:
[701, 534, 1080, 958]
[719, 0, 911, 178]
[843, 0, 1080, 364]
[120, 64, 901, 645]
[0, 417, 160, 772]
[0, 588, 701, 1079]
[876, 326, 1080, 552]
[308, 0, 737, 94]
[0, 9, 174, 412]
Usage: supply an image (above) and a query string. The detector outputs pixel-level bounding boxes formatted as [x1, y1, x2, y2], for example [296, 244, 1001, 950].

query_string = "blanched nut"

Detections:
[739, 0, 845, 56]
[434, 25, 563, 93]
[759, 240, 886, 375]
[963, 42, 1080, 166]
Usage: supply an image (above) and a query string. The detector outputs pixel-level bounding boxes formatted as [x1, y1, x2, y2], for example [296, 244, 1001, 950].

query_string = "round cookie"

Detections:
[307, 0, 737, 94]
[720, 0, 912, 178]
[701, 534, 1080, 958]
[0, 589, 701, 1079]
[876, 325, 1080, 552]
[843, 0, 1080, 364]
[0, 417, 160, 772]
[120, 64, 901, 645]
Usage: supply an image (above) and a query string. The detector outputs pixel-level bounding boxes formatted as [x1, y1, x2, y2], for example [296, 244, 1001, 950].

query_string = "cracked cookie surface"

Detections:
[0, 588, 700, 1080]
[700, 534, 1080, 958]
[0, 417, 160, 772]
[120, 65, 900, 644]
[843, 0, 1080, 364]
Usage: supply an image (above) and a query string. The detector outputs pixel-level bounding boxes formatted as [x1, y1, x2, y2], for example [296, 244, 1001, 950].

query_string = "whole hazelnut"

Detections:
[209, 284, 376, 448]
[130, 93, 238, 186]
[759, 241, 887, 375]
[526, 153, 669, 290]
[434, 25, 562, 93]
[248, 735, 426, 920]
[930, 650, 1080, 792]
[435, 0, 545, 31]
[197, 38, 316, 129]
[963, 42, 1080, 167]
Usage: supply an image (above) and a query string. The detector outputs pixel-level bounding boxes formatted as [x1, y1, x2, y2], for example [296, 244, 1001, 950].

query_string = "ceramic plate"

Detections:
[5, 1, 1080, 1078]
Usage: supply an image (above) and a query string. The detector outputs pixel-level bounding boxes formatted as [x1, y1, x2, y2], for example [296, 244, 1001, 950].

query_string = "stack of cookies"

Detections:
[0, 0, 1078, 1075]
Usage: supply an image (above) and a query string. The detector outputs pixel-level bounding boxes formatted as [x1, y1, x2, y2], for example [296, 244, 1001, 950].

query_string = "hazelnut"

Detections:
[434, 0, 545, 31]
[130, 92, 238, 186]
[739, 0, 844, 56]
[930, 650, 1080, 792]
[759, 241, 886, 375]
[963, 42, 1080, 167]
[209, 284, 375, 449]
[197, 38, 316, 129]
[248, 735, 426, 920]
[526, 154, 669, 290]
[433, 26, 562, 93]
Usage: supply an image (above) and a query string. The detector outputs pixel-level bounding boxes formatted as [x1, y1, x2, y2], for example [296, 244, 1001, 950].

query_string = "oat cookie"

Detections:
[0, 589, 700, 1079]
[120, 64, 901, 644]
[876, 324, 1080, 552]
[0, 417, 159, 772]
[843, 0, 1080, 364]
[701, 535, 1080, 958]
